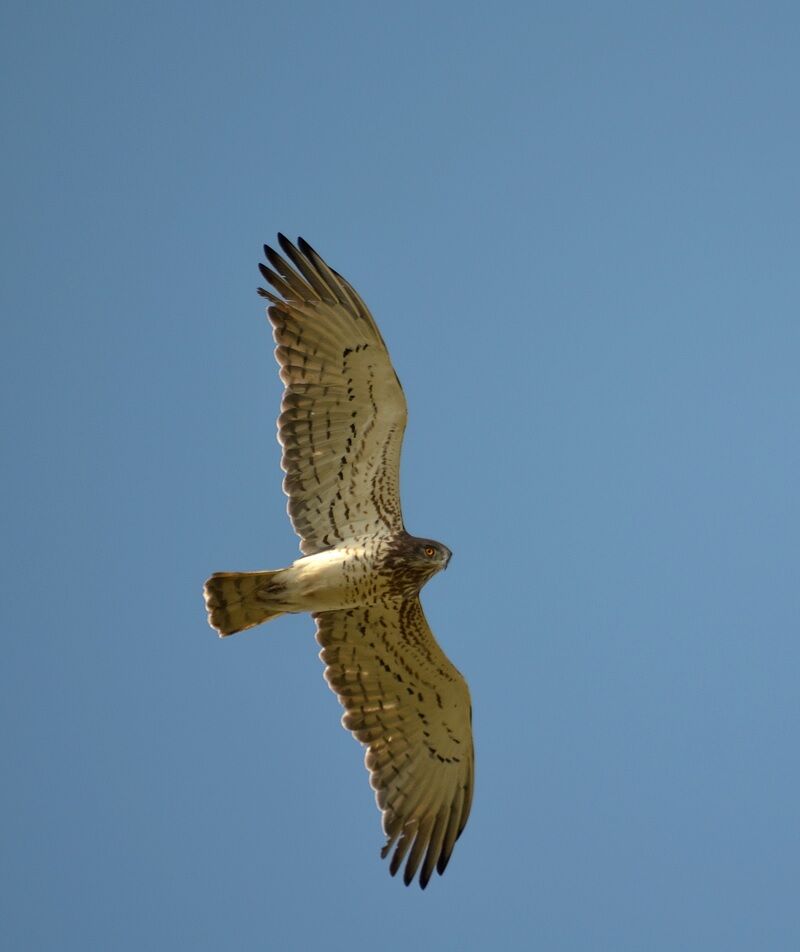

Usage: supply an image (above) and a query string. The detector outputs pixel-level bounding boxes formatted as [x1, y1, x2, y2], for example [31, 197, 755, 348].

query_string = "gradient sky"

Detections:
[3, 2, 800, 950]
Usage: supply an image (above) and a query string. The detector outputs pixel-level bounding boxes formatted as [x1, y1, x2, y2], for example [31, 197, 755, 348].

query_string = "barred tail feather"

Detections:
[203, 570, 287, 637]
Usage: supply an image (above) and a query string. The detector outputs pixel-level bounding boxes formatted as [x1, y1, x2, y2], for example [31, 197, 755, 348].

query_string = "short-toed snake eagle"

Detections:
[204, 236, 473, 888]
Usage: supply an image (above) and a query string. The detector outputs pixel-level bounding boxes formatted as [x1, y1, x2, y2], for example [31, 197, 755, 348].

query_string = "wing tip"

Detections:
[296, 235, 316, 259]
[276, 232, 294, 256]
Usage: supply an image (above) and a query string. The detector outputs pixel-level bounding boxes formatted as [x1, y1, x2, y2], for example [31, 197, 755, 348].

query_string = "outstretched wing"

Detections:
[259, 236, 407, 555]
[315, 599, 474, 889]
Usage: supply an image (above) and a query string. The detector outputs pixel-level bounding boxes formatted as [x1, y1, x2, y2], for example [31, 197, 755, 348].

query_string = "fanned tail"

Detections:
[203, 570, 287, 636]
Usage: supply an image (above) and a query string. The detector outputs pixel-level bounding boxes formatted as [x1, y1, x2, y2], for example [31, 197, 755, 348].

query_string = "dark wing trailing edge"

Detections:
[315, 600, 474, 888]
[258, 236, 408, 555]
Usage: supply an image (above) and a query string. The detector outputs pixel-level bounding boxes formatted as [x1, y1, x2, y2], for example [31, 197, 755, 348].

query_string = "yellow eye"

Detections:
[424, 545, 436, 558]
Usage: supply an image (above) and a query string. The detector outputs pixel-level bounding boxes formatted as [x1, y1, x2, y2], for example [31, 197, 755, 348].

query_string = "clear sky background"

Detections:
[3, 2, 799, 949]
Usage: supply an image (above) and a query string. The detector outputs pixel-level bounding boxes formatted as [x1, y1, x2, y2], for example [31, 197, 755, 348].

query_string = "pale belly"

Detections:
[278, 544, 386, 613]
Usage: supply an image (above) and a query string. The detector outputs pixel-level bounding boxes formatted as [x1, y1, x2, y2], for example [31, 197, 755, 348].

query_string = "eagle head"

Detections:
[408, 536, 452, 573]
[382, 532, 452, 597]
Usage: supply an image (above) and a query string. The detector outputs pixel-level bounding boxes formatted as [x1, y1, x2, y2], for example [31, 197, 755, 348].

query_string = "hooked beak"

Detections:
[444, 548, 452, 570]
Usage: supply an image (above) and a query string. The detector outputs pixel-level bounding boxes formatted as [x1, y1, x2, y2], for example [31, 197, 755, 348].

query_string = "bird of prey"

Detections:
[204, 235, 473, 889]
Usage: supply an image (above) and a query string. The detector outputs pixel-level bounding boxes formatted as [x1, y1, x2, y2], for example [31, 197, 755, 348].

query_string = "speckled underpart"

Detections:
[204, 235, 473, 890]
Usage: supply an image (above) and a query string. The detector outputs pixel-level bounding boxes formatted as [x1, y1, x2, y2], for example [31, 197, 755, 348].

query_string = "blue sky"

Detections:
[3, 2, 799, 949]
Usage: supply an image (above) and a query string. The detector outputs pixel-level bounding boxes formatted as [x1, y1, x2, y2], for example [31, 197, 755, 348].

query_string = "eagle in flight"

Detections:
[204, 236, 473, 889]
